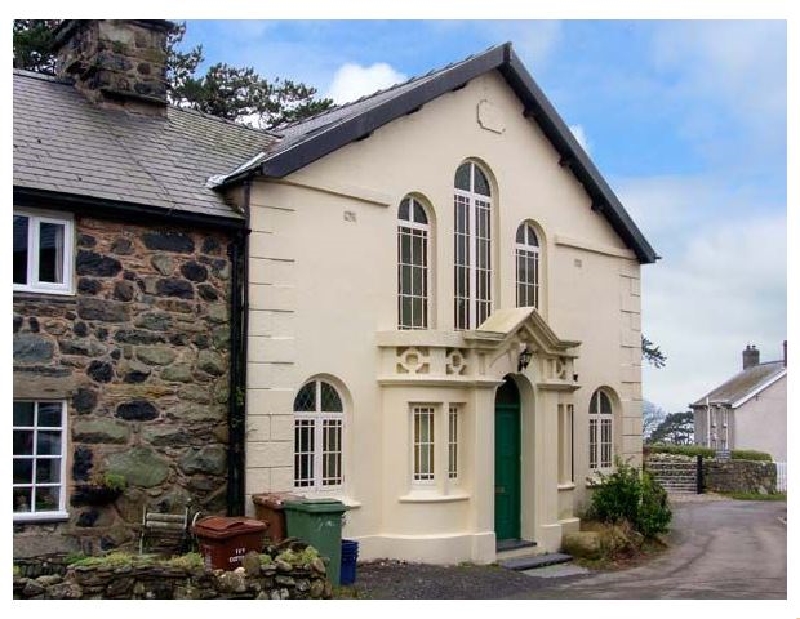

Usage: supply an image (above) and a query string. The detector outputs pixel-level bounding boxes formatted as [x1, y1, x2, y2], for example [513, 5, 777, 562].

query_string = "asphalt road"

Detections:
[353, 497, 787, 600]
[513, 497, 787, 600]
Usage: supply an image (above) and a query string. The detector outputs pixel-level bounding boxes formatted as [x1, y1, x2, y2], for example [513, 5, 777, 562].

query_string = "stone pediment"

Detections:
[466, 307, 580, 358]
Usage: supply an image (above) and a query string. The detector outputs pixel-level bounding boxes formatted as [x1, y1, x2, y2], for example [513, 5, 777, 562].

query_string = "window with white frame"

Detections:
[13, 210, 74, 294]
[454, 161, 492, 329]
[293, 379, 344, 491]
[412, 406, 435, 483]
[13, 401, 67, 518]
[448, 406, 460, 481]
[589, 389, 613, 471]
[397, 197, 430, 329]
[515, 222, 540, 310]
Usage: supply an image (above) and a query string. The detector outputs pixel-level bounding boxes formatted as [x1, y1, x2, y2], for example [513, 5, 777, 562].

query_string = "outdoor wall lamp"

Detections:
[517, 346, 533, 372]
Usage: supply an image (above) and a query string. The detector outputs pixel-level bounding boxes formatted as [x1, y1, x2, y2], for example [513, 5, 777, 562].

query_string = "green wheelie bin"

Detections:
[283, 498, 348, 585]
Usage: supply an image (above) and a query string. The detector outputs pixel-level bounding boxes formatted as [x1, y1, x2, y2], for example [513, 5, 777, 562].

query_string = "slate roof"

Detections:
[213, 42, 657, 264]
[691, 361, 787, 408]
[13, 69, 277, 221]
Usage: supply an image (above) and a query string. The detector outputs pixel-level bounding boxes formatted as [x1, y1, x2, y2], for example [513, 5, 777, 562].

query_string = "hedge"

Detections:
[645, 444, 772, 461]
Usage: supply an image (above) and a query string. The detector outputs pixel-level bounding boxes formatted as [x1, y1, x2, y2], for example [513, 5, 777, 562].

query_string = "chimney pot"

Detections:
[742, 344, 760, 370]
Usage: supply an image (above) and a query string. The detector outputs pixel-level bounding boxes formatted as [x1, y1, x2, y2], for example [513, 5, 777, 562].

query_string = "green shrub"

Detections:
[636, 471, 672, 538]
[587, 458, 672, 540]
[647, 444, 772, 462]
[586, 460, 641, 525]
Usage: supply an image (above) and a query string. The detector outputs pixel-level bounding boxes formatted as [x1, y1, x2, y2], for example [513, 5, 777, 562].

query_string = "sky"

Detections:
[174, 18, 788, 417]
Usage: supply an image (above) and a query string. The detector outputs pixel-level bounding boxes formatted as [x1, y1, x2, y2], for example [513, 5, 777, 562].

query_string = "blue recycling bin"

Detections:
[340, 539, 359, 585]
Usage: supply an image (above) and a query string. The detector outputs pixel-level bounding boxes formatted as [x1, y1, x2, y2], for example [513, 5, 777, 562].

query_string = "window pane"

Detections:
[411, 298, 424, 328]
[36, 459, 61, 484]
[412, 200, 427, 224]
[294, 382, 316, 411]
[14, 401, 35, 427]
[398, 198, 410, 221]
[528, 227, 539, 246]
[589, 392, 598, 414]
[473, 166, 491, 196]
[454, 163, 471, 190]
[600, 392, 612, 417]
[13, 215, 29, 285]
[37, 402, 62, 428]
[14, 430, 34, 456]
[14, 487, 32, 513]
[400, 233, 411, 264]
[320, 381, 343, 412]
[516, 224, 525, 244]
[36, 487, 60, 512]
[36, 431, 62, 456]
[14, 459, 33, 484]
[39, 221, 66, 284]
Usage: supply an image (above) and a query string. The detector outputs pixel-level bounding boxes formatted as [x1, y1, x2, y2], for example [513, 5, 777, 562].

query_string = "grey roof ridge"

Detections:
[690, 361, 787, 407]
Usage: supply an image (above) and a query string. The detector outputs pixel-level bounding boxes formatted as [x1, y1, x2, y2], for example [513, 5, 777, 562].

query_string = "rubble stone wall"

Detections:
[13, 216, 234, 557]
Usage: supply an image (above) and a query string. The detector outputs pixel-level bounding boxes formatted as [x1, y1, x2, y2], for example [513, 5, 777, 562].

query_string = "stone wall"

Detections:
[13, 552, 331, 600]
[703, 459, 778, 495]
[13, 216, 234, 557]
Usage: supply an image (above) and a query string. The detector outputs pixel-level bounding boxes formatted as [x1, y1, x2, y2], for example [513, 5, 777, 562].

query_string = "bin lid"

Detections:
[252, 492, 304, 508]
[192, 516, 267, 540]
[283, 498, 348, 514]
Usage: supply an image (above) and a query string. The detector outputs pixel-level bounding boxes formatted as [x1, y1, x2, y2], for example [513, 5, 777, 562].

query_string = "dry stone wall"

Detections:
[13, 216, 235, 557]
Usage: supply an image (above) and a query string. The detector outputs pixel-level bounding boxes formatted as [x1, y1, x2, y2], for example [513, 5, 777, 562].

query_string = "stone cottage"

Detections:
[12, 20, 274, 556]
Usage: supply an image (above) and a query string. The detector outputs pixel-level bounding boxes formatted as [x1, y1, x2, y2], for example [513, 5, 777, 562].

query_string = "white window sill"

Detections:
[557, 482, 575, 491]
[14, 511, 70, 523]
[398, 492, 470, 504]
[13, 287, 75, 296]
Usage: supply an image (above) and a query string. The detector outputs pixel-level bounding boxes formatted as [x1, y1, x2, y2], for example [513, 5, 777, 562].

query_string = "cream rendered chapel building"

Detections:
[226, 44, 657, 564]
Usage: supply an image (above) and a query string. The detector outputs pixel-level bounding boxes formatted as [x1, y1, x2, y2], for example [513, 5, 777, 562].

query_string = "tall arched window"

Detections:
[589, 389, 614, 472]
[515, 222, 540, 309]
[397, 197, 430, 329]
[454, 161, 492, 329]
[294, 379, 344, 491]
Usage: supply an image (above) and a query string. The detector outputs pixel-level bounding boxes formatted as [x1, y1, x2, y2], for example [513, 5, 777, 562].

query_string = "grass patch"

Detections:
[722, 491, 786, 501]
[563, 520, 669, 571]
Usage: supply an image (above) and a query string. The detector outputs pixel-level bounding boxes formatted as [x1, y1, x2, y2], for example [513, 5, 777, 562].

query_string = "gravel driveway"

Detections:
[348, 497, 787, 600]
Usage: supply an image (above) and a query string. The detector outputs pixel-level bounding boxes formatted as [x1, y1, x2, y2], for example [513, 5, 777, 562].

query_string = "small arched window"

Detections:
[515, 222, 540, 309]
[454, 161, 492, 329]
[294, 379, 344, 491]
[397, 197, 430, 329]
[588, 389, 614, 472]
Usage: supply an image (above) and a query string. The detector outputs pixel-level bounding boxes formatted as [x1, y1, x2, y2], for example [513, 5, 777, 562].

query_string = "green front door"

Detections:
[494, 379, 521, 541]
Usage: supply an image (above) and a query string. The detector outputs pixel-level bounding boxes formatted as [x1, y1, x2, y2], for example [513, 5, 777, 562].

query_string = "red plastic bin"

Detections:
[192, 516, 267, 570]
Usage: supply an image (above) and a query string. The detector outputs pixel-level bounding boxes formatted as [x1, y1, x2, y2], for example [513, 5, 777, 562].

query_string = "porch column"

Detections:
[468, 384, 499, 560]
[532, 388, 561, 551]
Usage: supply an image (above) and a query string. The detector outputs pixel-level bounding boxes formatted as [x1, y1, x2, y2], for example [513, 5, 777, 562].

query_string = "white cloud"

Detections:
[326, 63, 407, 104]
[619, 176, 787, 415]
[568, 124, 590, 154]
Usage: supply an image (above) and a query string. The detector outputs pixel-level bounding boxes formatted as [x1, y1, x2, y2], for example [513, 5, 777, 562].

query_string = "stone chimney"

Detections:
[52, 20, 172, 114]
[742, 344, 760, 370]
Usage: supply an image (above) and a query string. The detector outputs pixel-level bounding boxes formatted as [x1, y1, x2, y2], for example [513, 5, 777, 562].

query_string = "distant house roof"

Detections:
[212, 42, 658, 264]
[691, 361, 787, 409]
[13, 69, 277, 224]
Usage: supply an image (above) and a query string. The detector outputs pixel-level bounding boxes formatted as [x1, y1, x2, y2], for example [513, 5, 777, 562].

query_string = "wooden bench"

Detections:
[139, 501, 197, 555]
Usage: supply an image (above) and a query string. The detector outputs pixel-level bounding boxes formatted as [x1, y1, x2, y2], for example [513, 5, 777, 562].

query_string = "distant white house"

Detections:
[690, 342, 787, 462]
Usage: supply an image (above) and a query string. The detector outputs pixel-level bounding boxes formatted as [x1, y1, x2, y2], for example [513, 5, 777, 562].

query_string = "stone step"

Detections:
[498, 552, 573, 571]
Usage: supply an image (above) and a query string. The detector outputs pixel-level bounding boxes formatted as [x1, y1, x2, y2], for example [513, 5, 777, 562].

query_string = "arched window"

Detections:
[454, 161, 492, 329]
[397, 197, 430, 329]
[294, 379, 344, 491]
[588, 389, 614, 472]
[515, 222, 540, 309]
